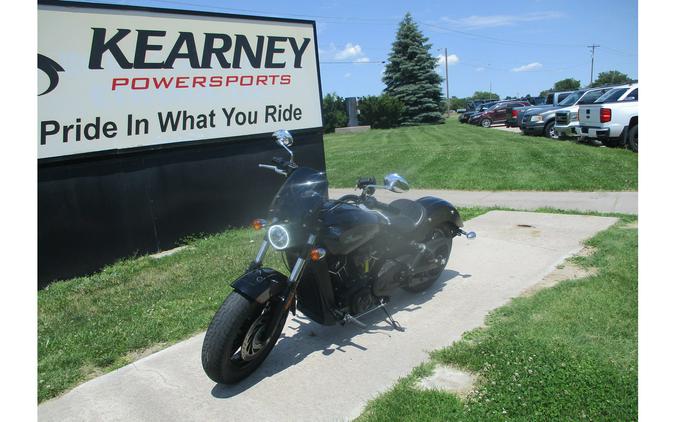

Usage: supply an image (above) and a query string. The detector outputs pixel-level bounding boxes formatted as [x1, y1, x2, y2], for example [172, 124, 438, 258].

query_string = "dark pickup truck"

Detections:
[507, 91, 574, 128]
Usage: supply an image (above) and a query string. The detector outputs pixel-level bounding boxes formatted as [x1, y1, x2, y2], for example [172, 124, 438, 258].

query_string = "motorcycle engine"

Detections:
[372, 259, 410, 297]
[328, 249, 410, 315]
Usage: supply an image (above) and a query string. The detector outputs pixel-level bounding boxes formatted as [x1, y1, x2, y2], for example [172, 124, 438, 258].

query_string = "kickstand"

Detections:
[380, 300, 405, 332]
[341, 300, 405, 332]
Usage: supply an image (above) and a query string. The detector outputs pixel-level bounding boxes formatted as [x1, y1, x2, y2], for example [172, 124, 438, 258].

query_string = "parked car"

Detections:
[520, 87, 613, 138]
[469, 100, 531, 127]
[555, 84, 635, 140]
[529, 96, 547, 105]
[578, 84, 638, 151]
[505, 108, 521, 127]
[505, 104, 534, 127]
[458, 101, 498, 123]
[509, 91, 574, 130]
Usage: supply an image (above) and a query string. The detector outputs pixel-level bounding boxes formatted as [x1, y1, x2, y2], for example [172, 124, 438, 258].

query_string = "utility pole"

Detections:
[588, 44, 600, 85]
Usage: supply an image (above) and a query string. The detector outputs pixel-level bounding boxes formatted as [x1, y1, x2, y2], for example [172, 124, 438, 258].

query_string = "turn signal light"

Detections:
[252, 219, 267, 231]
[600, 107, 612, 123]
[309, 248, 326, 262]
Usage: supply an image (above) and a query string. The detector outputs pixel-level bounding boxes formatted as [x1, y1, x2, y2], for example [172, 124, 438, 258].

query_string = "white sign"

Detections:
[38, 3, 322, 159]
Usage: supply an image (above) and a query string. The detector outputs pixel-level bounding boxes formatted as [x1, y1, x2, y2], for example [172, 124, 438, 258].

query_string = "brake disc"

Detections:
[241, 306, 273, 361]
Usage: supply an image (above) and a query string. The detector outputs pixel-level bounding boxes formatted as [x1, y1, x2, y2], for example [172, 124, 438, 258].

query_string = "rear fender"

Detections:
[231, 268, 289, 304]
[416, 196, 464, 238]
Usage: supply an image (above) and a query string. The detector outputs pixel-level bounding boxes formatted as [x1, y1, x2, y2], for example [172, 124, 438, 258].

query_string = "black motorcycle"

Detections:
[201, 129, 475, 384]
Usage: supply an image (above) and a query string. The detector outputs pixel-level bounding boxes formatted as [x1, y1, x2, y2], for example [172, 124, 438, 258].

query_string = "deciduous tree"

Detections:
[591, 70, 632, 87]
[553, 78, 581, 91]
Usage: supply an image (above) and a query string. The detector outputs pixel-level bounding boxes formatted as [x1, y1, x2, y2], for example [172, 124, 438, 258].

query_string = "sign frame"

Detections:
[37, 0, 325, 165]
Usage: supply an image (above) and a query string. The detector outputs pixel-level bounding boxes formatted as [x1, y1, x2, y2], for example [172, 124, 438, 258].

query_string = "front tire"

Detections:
[544, 121, 558, 139]
[201, 292, 288, 384]
[480, 118, 492, 128]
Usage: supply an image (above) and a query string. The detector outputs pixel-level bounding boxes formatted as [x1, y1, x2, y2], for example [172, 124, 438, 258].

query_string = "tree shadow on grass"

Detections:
[211, 268, 471, 398]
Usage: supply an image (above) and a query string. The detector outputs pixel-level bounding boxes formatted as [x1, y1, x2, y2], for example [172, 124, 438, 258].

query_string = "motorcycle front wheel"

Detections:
[201, 292, 288, 384]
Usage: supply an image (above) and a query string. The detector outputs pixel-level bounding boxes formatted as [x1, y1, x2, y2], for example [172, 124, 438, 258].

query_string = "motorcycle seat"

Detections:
[384, 199, 426, 234]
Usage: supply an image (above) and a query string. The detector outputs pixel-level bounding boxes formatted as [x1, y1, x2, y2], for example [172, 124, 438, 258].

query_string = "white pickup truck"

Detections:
[578, 84, 638, 152]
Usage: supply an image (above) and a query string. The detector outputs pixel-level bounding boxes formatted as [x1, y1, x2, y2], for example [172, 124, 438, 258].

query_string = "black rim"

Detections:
[229, 303, 277, 367]
[416, 229, 450, 281]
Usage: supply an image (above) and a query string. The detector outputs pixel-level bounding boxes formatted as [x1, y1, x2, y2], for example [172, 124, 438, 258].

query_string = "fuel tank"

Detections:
[320, 202, 380, 255]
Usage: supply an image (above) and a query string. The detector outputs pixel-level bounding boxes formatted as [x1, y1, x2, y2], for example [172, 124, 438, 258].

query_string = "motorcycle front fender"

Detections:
[231, 268, 289, 304]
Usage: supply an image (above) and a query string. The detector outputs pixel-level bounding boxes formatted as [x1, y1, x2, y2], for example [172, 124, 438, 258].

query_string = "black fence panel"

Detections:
[38, 130, 325, 286]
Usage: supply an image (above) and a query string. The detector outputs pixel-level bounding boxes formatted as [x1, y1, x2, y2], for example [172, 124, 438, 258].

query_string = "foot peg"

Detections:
[343, 313, 367, 328]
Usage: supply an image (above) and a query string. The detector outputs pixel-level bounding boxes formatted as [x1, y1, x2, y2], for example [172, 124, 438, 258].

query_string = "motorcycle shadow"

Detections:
[211, 268, 470, 398]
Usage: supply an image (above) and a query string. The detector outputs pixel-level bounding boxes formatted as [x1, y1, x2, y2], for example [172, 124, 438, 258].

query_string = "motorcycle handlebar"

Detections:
[258, 164, 287, 176]
[364, 196, 399, 215]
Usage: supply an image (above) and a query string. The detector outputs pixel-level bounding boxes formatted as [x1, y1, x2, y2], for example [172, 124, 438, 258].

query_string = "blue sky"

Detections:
[64, 0, 637, 99]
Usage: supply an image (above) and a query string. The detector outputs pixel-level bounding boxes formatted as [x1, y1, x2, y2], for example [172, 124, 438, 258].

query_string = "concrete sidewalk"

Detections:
[39, 211, 618, 422]
[329, 188, 638, 215]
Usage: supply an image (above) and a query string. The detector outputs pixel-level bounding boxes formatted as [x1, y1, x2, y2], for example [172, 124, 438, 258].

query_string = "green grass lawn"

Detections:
[324, 119, 637, 191]
[37, 208, 488, 402]
[357, 215, 637, 421]
[38, 228, 275, 402]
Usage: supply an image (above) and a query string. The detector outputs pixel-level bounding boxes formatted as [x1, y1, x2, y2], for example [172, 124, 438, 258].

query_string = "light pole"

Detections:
[438, 48, 450, 116]
[588, 44, 600, 85]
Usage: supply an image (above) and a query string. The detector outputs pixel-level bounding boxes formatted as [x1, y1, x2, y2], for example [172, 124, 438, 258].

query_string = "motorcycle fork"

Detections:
[282, 233, 317, 312]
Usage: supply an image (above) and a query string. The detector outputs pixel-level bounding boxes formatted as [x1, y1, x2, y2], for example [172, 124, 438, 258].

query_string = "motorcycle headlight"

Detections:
[268, 224, 290, 250]
[531, 115, 543, 122]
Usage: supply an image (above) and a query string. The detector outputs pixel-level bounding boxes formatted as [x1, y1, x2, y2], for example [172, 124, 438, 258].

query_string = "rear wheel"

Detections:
[403, 226, 453, 293]
[201, 292, 288, 384]
[627, 125, 638, 152]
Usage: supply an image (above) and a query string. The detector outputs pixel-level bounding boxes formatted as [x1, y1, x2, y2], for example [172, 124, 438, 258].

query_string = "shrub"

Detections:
[358, 94, 403, 129]
[322, 93, 348, 133]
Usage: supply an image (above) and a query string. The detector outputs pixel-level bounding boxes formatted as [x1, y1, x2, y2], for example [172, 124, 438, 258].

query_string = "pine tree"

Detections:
[383, 13, 444, 125]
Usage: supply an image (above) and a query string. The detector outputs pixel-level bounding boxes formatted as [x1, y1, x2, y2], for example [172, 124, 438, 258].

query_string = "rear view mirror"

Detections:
[272, 129, 293, 147]
[384, 173, 410, 193]
[272, 129, 294, 164]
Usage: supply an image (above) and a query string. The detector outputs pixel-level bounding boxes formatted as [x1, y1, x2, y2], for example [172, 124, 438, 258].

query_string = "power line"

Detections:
[128, 0, 598, 50]
[108, 0, 636, 74]
[418, 21, 586, 49]
[320, 60, 386, 64]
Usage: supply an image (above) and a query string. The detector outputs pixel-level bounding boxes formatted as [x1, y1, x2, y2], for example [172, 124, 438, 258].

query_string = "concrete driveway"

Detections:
[329, 188, 638, 215]
[38, 211, 618, 422]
